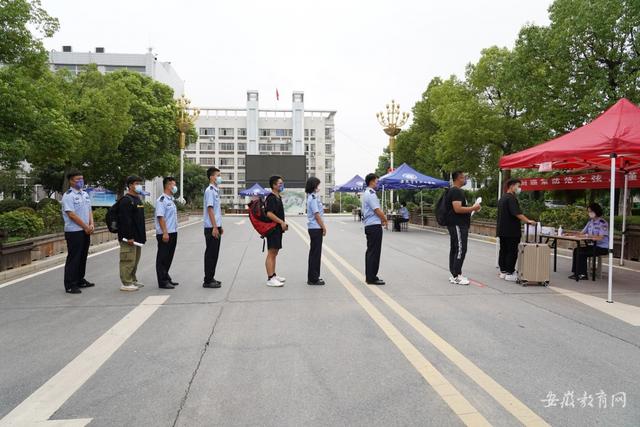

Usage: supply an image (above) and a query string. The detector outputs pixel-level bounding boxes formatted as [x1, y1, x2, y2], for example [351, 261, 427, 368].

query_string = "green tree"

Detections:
[0, 0, 59, 68]
[174, 162, 208, 204]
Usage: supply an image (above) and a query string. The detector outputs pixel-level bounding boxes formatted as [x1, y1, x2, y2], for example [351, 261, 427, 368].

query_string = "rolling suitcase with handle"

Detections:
[517, 223, 550, 286]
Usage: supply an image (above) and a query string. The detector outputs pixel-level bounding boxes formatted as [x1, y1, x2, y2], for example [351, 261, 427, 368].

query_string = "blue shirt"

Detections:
[61, 189, 91, 232]
[203, 184, 222, 228]
[307, 193, 324, 229]
[155, 194, 177, 234]
[362, 187, 382, 226]
[400, 207, 410, 220]
[582, 217, 609, 249]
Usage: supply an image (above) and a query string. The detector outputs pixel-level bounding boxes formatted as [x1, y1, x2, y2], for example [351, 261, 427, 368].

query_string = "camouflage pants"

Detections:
[119, 242, 141, 285]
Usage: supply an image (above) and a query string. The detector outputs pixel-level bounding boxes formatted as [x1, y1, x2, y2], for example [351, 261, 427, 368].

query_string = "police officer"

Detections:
[362, 173, 387, 285]
[203, 167, 223, 288]
[155, 176, 179, 289]
[305, 177, 326, 286]
[61, 170, 94, 294]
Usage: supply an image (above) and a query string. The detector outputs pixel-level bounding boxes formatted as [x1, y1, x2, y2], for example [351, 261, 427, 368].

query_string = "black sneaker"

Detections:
[366, 279, 385, 285]
[203, 281, 221, 288]
[169, 280, 180, 286]
[65, 287, 81, 294]
[79, 279, 95, 288]
[307, 279, 325, 286]
[568, 274, 588, 280]
[159, 282, 175, 289]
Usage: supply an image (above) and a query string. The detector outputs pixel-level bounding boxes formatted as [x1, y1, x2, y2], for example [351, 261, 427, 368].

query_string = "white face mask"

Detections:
[588, 211, 596, 219]
[515, 187, 522, 195]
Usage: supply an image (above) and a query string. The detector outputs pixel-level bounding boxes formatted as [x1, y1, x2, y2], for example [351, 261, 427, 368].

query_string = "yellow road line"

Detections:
[293, 221, 549, 427]
[288, 222, 491, 426]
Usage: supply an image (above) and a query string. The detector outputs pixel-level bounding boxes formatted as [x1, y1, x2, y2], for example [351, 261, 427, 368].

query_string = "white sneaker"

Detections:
[134, 282, 145, 288]
[499, 272, 507, 279]
[275, 275, 286, 283]
[120, 284, 139, 292]
[504, 273, 519, 282]
[266, 277, 284, 287]
[453, 276, 470, 285]
[449, 276, 455, 283]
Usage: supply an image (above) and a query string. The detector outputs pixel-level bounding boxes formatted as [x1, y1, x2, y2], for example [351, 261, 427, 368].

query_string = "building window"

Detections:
[219, 128, 234, 139]
[304, 129, 316, 140]
[186, 157, 196, 164]
[186, 143, 196, 151]
[199, 127, 215, 136]
[237, 143, 247, 152]
[325, 173, 333, 184]
[221, 188, 234, 196]
[259, 144, 274, 151]
[199, 142, 215, 151]
[238, 172, 245, 182]
[200, 157, 215, 165]
[259, 129, 269, 138]
[222, 172, 234, 181]
[238, 157, 246, 167]
[219, 157, 234, 167]
[274, 129, 292, 137]
[219, 143, 235, 152]
[325, 127, 333, 140]
[325, 144, 332, 155]
[238, 128, 247, 139]
[325, 159, 333, 169]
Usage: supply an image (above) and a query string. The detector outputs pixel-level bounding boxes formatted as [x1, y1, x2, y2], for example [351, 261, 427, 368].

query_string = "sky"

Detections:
[41, 0, 553, 184]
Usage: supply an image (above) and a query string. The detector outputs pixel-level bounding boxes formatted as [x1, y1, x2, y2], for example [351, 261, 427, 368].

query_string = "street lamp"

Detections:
[176, 95, 200, 204]
[376, 100, 409, 209]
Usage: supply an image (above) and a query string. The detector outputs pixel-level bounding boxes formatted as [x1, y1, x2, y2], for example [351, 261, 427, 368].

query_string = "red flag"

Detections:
[276, 88, 279, 101]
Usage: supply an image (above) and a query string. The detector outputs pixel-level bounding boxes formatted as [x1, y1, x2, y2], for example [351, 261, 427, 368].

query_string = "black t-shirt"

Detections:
[496, 193, 523, 237]
[265, 193, 285, 223]
[117, 194, 147, 244]
[447, 187, 471, 227]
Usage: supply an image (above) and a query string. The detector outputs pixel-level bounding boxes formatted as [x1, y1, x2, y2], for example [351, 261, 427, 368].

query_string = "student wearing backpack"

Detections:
[61, 170, 94, 294]
[305, 177, 327, 286]
[203, 167, 223, 288]
[362, 173, 387, 285]
[118, 175, 147, 292]
[446, 171, 480, 286]
[264, 175, 288, 287]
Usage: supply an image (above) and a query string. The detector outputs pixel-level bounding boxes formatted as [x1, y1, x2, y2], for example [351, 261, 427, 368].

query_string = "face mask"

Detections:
[315, 187, 321, 193]
[74, 179, 84, 190]
[279, 184, 285, 193]
[134, 184, 143, 194]
[515, 187, 522, 195]
[171, 185, 178, 194]
[215, 176, 222, 185]
[588, 211, 596, 219]
[463, 179, 468, 186]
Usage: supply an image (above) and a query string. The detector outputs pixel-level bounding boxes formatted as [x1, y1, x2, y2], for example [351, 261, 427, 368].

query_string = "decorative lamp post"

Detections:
[176, 95, 199, 204]
[376, 100, 409, 209]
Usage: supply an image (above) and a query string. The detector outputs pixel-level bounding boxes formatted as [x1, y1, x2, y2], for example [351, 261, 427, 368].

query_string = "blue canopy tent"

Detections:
[239, 183, 270, 197]
[332, 174, 365, 213]
[378, 163, 449, 223]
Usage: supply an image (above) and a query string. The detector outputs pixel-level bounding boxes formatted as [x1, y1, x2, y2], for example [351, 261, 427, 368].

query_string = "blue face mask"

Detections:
[74, 179, 84, 190]
[171, 185, 178, 194]
[134, 184, 143, 194]
[279, 183, 285, 193]
[215, 176, 222, 185]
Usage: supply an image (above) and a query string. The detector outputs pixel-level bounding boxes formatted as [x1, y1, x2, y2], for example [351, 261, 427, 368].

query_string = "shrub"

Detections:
[38, 203, 64, 234]
[37, 198, 61, 211]
[15, 206, 37, 216]
[143, 201, 155, 219]
[0, 198, 27, 213]
[631, 208, 640, 216]
[93, 208, 108, 225]
[539, 205, 588, 231]
[0, 210, 45, 238]
[474, 206, 497, 220]
[613, 215, 640, 231]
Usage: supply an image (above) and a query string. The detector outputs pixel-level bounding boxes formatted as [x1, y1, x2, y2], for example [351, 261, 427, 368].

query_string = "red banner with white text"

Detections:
[519, 171, 640, 191]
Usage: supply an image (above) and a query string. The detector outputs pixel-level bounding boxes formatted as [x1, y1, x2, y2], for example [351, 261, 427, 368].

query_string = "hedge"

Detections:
[0, 210, 45, 239]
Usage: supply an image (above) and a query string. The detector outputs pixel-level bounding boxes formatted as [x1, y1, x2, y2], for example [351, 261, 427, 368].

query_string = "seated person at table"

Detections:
[394, 202, 410, 231]
[568, 203, 609, 280]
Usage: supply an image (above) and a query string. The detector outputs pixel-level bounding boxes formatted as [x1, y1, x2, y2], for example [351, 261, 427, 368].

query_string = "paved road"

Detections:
[0, 216, 638, 426]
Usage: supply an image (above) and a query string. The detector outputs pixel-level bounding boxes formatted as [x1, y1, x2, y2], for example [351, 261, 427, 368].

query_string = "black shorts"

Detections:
[266, 227, 283, 250]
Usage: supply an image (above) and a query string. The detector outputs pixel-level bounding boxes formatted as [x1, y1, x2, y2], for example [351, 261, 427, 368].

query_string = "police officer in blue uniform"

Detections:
[305, 177, 327, 285]
[361, 173, 388, 285]
[203, 167, 223, 288]
[61, 170, 94, 294]
[155, 176, 179, 289]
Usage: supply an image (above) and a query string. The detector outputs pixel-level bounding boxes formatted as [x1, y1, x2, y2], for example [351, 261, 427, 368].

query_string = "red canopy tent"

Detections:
[499, 98, 640, 303]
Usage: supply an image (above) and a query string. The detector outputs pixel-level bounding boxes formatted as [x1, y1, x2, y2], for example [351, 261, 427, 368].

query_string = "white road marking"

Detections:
[0, 219, 202, 290]
[234, 219, 246, 225]
[0, 295, 170, 426]
[550, 286, 640, 326]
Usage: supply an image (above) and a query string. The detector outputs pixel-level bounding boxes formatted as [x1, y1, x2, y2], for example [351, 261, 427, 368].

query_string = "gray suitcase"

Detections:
[517, 224, 550, 286]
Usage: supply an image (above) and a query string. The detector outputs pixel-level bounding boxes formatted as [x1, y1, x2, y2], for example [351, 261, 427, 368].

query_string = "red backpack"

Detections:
[248, 197, 278, 250]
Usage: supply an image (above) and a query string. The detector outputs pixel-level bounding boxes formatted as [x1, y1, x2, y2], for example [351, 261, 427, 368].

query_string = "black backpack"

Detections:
[105, 195, 128, 233]
[435, 188, 450, 226]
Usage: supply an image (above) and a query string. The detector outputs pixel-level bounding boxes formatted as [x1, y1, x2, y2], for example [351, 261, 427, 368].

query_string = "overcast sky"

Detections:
[41, 0, 552, 184]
